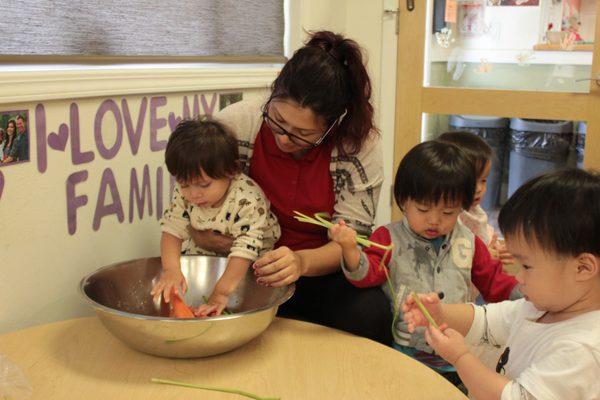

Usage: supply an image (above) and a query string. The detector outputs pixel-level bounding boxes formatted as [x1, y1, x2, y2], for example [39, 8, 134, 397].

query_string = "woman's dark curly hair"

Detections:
[267, 30, 376, 155]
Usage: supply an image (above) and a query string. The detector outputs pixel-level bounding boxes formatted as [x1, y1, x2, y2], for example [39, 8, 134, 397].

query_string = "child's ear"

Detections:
[574, 253, 599, 282]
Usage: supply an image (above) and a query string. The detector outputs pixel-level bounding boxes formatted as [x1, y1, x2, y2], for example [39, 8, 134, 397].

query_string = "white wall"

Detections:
[1, 94, 168, 331]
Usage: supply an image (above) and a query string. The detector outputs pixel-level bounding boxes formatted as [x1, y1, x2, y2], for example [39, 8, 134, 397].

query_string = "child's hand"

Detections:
[151, 269, 188, 303]
[494, 240, 516, 265]
[424, 326, 469, 366]
[329, 220, 358, 250]
[195, 292, 229, 317]
[402, 292, 444, 332]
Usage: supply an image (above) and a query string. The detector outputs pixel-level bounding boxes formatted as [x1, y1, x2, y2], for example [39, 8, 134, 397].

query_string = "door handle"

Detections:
[384, 8, 400, 35]
[575, 74, 600, 86]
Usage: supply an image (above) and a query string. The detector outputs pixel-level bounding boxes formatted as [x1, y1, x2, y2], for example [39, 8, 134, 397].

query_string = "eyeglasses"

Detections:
[262, 106, 347, 148]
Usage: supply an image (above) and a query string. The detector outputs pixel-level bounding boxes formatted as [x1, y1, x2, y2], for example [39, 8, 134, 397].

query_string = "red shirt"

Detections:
[249, 122, 335, 251]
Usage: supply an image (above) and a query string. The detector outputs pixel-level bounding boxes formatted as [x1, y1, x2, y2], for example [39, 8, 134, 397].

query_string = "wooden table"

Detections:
[0, 317, 467, 399]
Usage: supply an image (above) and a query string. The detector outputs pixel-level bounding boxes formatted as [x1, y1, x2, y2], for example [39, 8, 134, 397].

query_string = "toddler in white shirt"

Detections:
[404, 168, 600, 400]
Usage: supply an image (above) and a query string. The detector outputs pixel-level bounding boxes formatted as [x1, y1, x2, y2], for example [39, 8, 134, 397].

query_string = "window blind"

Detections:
[0, 1, 284, 59]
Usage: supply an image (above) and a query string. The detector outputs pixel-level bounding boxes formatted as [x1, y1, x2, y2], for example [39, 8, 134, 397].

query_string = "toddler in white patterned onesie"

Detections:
[151, 118, 280, 317]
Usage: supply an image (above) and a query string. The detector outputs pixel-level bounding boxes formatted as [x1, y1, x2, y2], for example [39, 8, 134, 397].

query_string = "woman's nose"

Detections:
[278, 133, 294, 146]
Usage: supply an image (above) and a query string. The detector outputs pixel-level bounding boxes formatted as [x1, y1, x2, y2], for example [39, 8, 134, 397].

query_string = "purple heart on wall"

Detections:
[0, 170, 4, 202]
[47, 123, 69, 151]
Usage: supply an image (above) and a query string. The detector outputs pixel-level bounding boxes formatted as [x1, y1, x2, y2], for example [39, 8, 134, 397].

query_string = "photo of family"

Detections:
[488, 0, 539, 5]
[0, 110, 29, 166]
[219, 92, 243, 111]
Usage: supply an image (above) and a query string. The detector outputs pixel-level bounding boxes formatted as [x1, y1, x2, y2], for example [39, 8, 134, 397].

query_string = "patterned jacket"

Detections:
[342, 219, 521, 352]
[214, 97, 383, 237]
[161, 174, 280, 260]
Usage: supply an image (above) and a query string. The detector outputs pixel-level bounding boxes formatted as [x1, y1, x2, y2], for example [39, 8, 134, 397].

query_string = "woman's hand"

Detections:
[151, 268, 188, 303]
[252, 246, 305, 287]
[187, 227, 234, 255]
[402, 292, 444, 333]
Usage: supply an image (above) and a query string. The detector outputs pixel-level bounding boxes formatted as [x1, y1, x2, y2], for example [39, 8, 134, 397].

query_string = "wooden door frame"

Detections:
[393, 0, 600, 220]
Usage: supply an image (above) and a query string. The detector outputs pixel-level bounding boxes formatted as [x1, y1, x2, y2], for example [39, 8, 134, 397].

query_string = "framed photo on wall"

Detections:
[0, 110, 30, 166]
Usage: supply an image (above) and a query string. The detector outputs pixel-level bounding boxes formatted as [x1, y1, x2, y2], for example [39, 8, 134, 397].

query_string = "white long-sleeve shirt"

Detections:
[466, 299, 600, 400]
[459, 205, 495, 245]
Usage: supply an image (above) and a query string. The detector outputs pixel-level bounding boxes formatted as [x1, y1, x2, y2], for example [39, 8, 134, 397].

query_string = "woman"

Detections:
[191, 31, 391, 344]
[0, 128, 6, 161]
[2, 120, 16, 163]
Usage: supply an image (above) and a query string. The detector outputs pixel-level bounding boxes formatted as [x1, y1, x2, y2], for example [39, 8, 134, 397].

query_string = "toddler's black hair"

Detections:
[394, 140, 475, 210]
[499, 168, 600, 257]
[165, 118, 240, 182]
[438, 131, 493, 177]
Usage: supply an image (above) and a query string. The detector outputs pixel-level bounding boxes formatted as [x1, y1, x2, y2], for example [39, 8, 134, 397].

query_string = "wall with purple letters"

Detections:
[0, 89, 261, 333]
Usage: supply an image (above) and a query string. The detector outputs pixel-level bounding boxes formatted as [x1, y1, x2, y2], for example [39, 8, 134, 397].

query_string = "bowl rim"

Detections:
[79, 255, 295, 322]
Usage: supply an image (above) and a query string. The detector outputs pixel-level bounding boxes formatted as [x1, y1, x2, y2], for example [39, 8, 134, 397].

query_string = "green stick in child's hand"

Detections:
[410, 292, 440, 330]
[292, 211, 391, 251]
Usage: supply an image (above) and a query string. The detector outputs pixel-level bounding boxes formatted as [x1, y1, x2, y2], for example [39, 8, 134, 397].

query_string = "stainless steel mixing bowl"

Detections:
[80, 256, 294, 358]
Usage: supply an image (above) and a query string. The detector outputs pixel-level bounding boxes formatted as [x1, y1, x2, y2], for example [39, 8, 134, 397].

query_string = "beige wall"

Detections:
[1, 1, 397, 333]
[0, 87, 269, 334]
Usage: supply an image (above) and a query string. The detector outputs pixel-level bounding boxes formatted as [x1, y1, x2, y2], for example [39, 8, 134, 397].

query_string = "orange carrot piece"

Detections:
[169, 290, 195, 318]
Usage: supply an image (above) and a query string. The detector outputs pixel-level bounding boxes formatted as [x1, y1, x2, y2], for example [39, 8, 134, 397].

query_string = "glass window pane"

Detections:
[426, 0, 596, 93]
[424, 113, 587, 220]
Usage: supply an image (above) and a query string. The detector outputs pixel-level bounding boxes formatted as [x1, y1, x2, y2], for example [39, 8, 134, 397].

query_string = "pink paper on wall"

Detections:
[563, 0, 581, 19]
[561, 0, 582, 42]
[498, 0, 539, 5]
